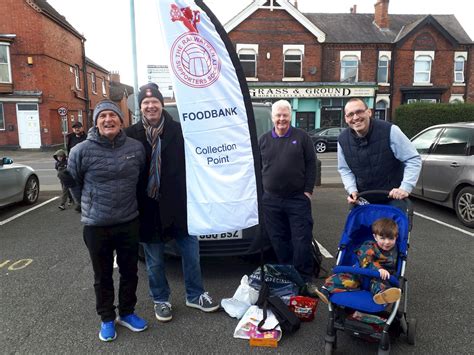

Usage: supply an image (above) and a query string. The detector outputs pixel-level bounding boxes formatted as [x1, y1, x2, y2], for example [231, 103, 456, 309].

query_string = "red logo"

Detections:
[169, 4, 221, 88]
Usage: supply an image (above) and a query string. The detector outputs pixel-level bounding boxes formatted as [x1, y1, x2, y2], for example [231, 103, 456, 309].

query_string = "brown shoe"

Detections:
[373, 287, 401, 305]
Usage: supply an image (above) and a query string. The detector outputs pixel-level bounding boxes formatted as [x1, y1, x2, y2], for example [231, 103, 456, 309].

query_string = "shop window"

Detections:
[0, 103, 4, 130]
[238, 49, 257, 78]
[340, 56, 358, 83]
[91, 72, 97, 93]
[284, 49, 303, 78]
[454, 56, 465, 83]
[377, 55, 389, 83]
[0, 43, 12, 83]
[414, 55, 432, 84]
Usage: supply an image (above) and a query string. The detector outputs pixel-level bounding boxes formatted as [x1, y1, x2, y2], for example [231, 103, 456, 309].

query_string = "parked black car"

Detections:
[410, 122, 474, 228]
[161, 102, 273, 256]
[310, 127, 344, 153]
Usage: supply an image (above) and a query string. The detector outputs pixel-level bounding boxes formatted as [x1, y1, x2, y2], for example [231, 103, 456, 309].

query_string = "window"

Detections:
[101, 77, 107, 96]
[0, 43, 12, 83]
[411, 128, 442, 154]
[414, 55, 432, 84]
[432, 128, 470, 156]
[284, 49, 303, 78]
[74, 65, 81, 90]
[377, 55, 389, 83]
[78, 110, 83, 125]
[340, 56, 358, 83]
[374, 100, 387, 120]
[0, 103, 5, 130]
[454, 56, 465, 83]
[238, 49, 257, 78]
[91, 72, 97, 93]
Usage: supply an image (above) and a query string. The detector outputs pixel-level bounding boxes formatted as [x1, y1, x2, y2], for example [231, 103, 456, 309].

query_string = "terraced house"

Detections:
[0, 0, 131, 149]
[226, 0, 473, 130]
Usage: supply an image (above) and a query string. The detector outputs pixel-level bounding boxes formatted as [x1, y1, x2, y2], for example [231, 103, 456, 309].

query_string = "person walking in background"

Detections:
[68, 100, 147, 342]
[125, 83, 219, 324]
[53, 149, 73, 210]
[258, 99, 319, 294]
[337, 98, 421, 206]
[66, 121, 86, 154]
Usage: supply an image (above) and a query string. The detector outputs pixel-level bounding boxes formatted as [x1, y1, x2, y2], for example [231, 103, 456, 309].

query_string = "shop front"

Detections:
[248, 84, 377, 131]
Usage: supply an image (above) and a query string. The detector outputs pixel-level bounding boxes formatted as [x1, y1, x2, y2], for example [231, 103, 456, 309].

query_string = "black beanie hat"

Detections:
[138, 83, 164, 107]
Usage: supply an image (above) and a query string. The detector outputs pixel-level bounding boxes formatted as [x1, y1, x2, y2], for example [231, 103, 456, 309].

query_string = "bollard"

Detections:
[315, 158, 322, 186]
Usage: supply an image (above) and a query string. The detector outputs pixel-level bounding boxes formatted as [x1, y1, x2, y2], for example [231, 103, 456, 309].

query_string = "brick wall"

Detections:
[229, 9, 322, 82]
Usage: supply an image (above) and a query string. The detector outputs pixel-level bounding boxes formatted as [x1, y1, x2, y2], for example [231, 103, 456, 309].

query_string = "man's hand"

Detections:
[378, 268, 390, 280]
[347, 191, 358, 204]
[304, 192, 312, 200]
[389, 188, 409, 200]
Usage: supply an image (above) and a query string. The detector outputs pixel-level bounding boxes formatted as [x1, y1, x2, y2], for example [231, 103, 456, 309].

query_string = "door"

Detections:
[295, 112, 315, 131]
[17, 104, 41, 149]
[421, 128, 471, 202]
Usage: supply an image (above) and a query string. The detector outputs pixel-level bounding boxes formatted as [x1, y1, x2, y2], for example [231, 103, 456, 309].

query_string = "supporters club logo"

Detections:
[170, 4, 221, 88]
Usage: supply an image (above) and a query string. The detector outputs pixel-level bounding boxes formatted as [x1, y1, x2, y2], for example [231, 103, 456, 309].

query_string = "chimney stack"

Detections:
[294, 0, 298, 9]
[110, 71, 121, 83]
[350, 4, 357, 14]
[374, 0, 389, 29]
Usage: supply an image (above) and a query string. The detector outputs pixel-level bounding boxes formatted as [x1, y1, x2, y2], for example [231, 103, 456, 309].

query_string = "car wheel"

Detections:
[23, 175, 39, 205]
[315, 141, 327, 153]
[455, 186, 474, 228]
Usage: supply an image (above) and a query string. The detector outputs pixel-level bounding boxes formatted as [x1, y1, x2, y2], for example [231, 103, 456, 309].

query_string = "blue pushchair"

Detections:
[323, 191, 416, 354]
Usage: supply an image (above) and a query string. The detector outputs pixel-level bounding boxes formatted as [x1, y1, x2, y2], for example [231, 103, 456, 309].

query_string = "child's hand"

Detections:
[378, 269, 390, 280]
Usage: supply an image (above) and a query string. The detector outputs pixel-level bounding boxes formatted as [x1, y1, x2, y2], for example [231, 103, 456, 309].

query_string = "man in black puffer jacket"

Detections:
[68, 100, 147, 342]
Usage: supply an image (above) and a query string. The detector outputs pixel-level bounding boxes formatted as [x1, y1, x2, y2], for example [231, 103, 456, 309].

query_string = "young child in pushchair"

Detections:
[315, 217, 401, 305]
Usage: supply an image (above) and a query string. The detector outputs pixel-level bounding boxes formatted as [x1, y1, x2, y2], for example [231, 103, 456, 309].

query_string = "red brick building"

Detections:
[226, 0, 473, 130]
[0, 0, 131, 149]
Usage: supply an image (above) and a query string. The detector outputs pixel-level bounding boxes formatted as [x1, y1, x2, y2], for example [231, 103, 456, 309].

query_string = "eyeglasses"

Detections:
[345, 109, 367, 118]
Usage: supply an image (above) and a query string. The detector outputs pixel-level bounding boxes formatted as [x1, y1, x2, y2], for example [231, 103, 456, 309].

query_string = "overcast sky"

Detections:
[46, 0, 474, 86]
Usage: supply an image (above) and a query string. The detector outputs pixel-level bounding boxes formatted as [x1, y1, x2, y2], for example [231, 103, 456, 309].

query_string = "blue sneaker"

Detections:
[116, 314, 148, 332]
[99, 321, 116, 342]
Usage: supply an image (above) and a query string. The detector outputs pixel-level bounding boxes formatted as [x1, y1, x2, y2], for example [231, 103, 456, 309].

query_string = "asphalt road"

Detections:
[1, 179, 473, 353]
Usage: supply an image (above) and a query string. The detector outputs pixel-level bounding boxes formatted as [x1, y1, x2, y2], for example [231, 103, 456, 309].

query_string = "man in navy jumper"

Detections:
[259, 99, 317, 287]
[338, 98, 421, 205]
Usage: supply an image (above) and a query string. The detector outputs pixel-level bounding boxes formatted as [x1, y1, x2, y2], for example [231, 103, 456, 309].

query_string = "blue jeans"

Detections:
[142, 232, 205, 303]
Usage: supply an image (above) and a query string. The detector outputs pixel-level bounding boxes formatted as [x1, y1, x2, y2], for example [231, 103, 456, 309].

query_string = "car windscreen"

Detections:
[164, 104, 271, 137]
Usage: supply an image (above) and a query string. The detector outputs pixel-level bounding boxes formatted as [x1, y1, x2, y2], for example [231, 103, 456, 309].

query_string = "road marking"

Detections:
[316, 241, 334, 258]
[0, 197, 59, 226]
[34, 168, 56, 171]
[414, 212, 474, 237]
[0, 259, 34, 270]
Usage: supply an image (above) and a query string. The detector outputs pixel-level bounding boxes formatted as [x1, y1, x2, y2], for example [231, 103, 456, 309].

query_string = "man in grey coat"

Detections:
[68, 100, 147, 342]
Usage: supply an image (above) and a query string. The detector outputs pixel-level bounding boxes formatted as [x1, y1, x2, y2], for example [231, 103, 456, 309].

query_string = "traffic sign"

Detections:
[57, 107, 68, 116]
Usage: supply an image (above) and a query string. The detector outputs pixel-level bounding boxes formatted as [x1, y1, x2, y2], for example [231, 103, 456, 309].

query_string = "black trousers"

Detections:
[83, 218, 139, 322]
[262, 192, 314, 282]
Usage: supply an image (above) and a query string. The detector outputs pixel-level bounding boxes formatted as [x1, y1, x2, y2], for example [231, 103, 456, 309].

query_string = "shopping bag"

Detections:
[249, 264, 304, 300]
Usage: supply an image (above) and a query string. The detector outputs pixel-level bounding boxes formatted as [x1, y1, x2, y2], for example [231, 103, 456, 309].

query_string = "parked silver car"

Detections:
[410, 122, 474, 228]
[0, 157, 40, 207]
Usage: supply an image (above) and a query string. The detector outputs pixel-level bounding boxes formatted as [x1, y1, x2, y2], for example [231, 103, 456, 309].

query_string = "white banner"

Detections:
[156, 0, 258, 235]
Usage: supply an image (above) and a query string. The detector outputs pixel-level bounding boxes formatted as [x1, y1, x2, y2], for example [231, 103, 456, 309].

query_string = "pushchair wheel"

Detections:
[407, 318, 417, 345]
[324, 341, 333, 355]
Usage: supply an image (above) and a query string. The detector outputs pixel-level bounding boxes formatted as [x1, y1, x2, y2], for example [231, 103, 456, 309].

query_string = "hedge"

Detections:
[393, 103, 474, 138]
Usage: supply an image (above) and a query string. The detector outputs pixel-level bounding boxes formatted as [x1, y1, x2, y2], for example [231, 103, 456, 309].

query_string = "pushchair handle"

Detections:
[356, 190, 413, 231]
[332, 265, 400, 288]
